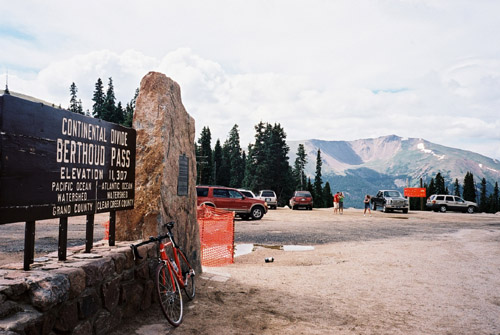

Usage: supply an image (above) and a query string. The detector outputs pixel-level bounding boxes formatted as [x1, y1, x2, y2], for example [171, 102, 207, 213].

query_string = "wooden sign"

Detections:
[404, 187, 426, 198]
[0, 94, 136, 224]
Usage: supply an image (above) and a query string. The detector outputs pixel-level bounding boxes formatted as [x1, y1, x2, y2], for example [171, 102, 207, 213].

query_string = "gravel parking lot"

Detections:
[114, 208, 500, 335]
[2, 208, 499, 334]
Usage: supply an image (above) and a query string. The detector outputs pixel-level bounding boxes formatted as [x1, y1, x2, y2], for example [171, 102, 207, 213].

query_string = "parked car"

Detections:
[371, 190, 409, 213]
[289, 191, 313, 210]
[196, 186, 268, 220]
[238, 189, 256, 198]
[256, 190, 278, 209]
[426, 194, 478, 213]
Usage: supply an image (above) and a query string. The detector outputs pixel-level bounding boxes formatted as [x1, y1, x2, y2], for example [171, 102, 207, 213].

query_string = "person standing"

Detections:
[333, 192, 339, 214]
[339, 192, 344, 214]
[364, 194, 372, 216]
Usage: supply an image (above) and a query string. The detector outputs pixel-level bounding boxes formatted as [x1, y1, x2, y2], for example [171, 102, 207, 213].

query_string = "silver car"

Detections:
[257, 190, 278, 209]
[426, 194, 478, 213]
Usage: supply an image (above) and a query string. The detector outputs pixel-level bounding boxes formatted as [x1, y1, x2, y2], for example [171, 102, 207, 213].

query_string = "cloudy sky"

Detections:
[1, 0, 500, 160]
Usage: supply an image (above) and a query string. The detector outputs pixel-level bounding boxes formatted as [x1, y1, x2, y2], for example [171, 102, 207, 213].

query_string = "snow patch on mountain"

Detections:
[417, 142, 445, 160]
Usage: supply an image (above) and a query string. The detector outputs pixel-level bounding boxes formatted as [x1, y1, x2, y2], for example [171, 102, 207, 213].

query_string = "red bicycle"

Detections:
[130, 221, 196, 326]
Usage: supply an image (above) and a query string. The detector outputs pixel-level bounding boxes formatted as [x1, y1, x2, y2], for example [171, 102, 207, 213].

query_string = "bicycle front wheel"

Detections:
[156, 263, 183, 327]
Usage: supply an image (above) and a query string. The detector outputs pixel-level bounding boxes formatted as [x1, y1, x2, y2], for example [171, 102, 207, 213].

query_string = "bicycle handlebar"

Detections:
[129, 221, 177, 260]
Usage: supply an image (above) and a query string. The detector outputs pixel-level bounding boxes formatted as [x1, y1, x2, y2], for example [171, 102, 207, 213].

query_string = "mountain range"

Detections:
[288, 135, 500, 208]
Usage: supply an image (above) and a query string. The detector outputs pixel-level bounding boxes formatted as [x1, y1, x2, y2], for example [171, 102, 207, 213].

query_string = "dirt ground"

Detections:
[111, 208, 500, 335]
[2, 209, 500, 334]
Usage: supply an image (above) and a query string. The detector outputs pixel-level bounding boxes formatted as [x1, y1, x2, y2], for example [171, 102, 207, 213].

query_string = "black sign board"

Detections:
[0, 94, 136, 224]
[177, 155, 189, 196]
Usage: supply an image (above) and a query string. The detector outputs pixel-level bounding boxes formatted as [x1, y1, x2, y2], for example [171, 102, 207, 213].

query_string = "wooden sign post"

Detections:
[404, 187, 427, 212]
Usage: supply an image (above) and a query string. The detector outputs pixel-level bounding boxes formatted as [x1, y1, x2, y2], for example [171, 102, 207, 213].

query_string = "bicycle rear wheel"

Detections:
[156, 263, 183, 326]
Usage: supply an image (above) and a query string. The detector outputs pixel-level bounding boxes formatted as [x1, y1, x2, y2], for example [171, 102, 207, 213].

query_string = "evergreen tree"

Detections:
[69, 82, 84, 114]
[479, 178, 488, 212]
[489, 182, 499, 213]
[292, 144, 308, 190]
[435, 172, 446, 194]
[427, 178, 436, 199]
[266, 123, 294, 205]
[114, 101, 125, 125]
[453, 178, 461, 197]
[463, 172, 476, 202]
[102, 77, 121, 123]
[92, 78, 105, 119]
[123, 88, 138, 127]
[219, 143, 231, 187]
[323, 182, 333, 208]
[243, 122, 294, 205]
[225, 125, 245, 188]
[307, 178, 314, 198]
[313, 149, 324, 208]
[196, 127, 213, 185]
[212, 139, 223, 185]
[243, 122, 268, 191]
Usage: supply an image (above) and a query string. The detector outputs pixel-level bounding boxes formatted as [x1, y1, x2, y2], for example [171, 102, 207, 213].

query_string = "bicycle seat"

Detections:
[165, 221, 175, 229]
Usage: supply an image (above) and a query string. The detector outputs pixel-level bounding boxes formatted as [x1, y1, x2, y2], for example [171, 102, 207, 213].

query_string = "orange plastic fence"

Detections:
[101, 221, 110, 240]
[197, 205, 235, 267]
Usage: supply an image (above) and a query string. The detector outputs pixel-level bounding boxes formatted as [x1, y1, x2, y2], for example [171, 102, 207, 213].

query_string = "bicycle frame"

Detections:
[159, 238, 194, 290]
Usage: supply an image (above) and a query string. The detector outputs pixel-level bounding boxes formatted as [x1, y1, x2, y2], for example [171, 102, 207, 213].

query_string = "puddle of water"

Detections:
[234, 244, 254, 257]
[283, 245, 314, 252]
[255, 244, 282, 250]
[235, 243, 315, 256]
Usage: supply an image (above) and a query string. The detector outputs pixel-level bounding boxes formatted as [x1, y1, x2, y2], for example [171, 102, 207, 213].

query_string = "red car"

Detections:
[196, 186, 268, 220]
[289, 191, 313, 210]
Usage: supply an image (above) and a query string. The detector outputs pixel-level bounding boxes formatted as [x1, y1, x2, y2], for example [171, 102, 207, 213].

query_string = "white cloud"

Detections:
[1, 0, 500, 160]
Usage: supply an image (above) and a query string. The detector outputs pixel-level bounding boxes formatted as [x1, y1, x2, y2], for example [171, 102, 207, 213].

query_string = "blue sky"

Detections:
[1, 0, 500, 160]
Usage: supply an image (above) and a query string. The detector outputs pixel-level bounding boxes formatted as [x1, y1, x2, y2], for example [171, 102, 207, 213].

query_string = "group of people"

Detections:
[332, 192, 373, 217]
[332, 192, 344, 214]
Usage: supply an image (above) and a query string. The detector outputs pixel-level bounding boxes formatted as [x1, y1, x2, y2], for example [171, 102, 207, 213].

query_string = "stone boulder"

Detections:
[116, 72, 201, 272]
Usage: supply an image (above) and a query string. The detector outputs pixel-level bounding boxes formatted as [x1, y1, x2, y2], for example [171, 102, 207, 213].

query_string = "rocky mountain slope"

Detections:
[288, 135, 500, 208]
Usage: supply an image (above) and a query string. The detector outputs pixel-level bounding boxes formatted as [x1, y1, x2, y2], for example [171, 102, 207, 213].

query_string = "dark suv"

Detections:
[196, 186, 268, 220]
[426, 194, 478, 213]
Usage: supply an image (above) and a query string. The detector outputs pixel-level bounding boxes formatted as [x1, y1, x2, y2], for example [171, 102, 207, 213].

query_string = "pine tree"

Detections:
[103, 77, 118, 123]
[243, 122, 294, 205]
[307, 178, 314, 198]
[479, 178, 488, 213]
[323, 182, 333, 208]
[92, 78, 105, 119]
[313, 149, 324, 207]
[453, 178, 461, 197]
[489, 182, 499, 213]
[463, 172, 476, 202]
[293, 144, 308, 190]
[225, 125, 245, 188]
[243, 122, 270, 191]
[123, 88, 138, 127]
[212, 139, 223, 185]
[114, 101, 125, 125]
[219, 143, 231, 187]
[69, 82, 84, 114]
[266, 123, 294, 205]
[427, 178, 436, 198]
[196, 127, 213, 185]
[435, 172, 446, 194]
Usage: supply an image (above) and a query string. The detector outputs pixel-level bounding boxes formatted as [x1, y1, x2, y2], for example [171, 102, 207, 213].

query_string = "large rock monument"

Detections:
[116, 72, 201, 272]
